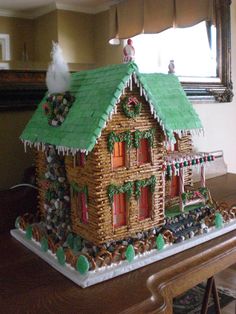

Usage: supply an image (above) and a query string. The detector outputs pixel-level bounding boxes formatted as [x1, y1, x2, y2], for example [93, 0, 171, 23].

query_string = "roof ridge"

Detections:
[20, 63, 203, 154]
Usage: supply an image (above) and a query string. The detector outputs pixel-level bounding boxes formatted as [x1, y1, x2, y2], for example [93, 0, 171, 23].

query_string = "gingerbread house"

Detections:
[21, 62, 206, 246]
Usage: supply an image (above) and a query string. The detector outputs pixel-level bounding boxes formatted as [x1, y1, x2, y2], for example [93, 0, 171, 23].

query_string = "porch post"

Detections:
[179, 168, 185, 212]
[201, 164, 206, 188]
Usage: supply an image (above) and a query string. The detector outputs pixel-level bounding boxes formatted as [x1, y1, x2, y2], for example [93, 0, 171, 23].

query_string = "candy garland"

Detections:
[133, 128, 155, 149]
[181, 187, 208, 205]
[121, 96, 142, 118]
[108, 177, 156, 204]
[107, 131, 132, 153]
[108, 182, 134, 204]
[71, 182, 88, 197]
[162, 154, 215, 177]
[134, 176, 156, 199]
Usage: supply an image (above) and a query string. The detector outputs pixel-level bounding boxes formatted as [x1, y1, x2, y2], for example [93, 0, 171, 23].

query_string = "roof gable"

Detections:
[20, 62, 203, 154]
[136, 73, 203, 140]
[21, 62, 137, 154]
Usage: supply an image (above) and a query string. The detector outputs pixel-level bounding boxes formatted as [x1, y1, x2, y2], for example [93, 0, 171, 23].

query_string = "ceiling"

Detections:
[0, 0, 117, 16]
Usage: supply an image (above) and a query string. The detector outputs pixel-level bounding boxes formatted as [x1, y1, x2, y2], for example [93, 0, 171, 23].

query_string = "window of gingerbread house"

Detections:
[139, 186, 152, 220]
[170, 175, 180, 198]
[138, 138, 151, 165]
[134, 129, 154, 165]
[76, 190, 88, 224]
[113, 141, 126, 168]
[113, 193, 126, 228]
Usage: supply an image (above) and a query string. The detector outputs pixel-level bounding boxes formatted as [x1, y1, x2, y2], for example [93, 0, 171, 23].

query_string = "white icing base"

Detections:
[11, 220, 236, 288]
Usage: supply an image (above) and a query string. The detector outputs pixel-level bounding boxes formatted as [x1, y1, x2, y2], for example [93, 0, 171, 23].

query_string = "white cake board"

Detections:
[11, 220, 236, 288]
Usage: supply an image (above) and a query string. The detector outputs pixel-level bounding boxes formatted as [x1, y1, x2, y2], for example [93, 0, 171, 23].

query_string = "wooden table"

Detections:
[1, 174, 236, 314]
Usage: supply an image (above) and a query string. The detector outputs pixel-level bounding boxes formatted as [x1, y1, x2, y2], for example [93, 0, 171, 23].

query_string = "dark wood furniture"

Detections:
[0, 174, 236, 313]
[0, 70, 46, 110]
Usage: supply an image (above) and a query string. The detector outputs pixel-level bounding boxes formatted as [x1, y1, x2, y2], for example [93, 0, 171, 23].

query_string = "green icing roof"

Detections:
[137, 73, 203, 140]
[20, 62, 202, 153]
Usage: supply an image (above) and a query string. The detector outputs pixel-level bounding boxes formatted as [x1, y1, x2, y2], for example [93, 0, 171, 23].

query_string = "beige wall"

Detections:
[0, 9, 122, 69]
[94, 11, 122, 67]
[34, 11, 58, 64]
[57, 10, 94, 65]
[0, 16, 35, 65]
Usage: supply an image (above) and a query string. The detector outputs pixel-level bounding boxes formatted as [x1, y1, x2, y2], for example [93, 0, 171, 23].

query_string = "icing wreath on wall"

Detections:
[121, 96, 142, 118]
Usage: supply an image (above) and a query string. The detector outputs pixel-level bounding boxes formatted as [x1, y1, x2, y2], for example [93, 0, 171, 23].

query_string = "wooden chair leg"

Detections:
[212, 277, 221, 314]
[201, 277, 221, 314]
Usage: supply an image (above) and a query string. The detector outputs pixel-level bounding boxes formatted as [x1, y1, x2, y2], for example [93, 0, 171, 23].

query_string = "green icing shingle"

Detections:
[20, 62, 202, 152]
[137, 73, 203, 138]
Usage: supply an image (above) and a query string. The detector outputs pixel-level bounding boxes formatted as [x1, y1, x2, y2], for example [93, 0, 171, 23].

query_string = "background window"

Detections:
[139, 187, 151, 220]
[113, 141, 125, 168]
[113, 193, 126, 228]
[138, 138, 151, 165]
[132, 22, 217, 81]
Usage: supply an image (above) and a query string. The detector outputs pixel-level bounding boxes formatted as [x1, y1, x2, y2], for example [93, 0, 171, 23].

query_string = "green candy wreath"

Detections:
[121, 96, 142, 118]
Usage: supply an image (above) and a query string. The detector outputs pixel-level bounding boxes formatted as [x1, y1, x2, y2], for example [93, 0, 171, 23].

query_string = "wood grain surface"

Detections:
[0, 174, 236, 314]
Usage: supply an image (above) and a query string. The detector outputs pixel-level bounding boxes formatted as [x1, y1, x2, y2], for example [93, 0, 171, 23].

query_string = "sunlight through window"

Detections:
[132, 22, 217, 80]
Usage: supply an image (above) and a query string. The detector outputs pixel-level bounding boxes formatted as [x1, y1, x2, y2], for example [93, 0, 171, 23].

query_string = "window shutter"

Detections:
[139, 187, 150, 220]
[138, 138, 150, 165]
[113, 193, 126, 228]
[113, 142, 125, 168]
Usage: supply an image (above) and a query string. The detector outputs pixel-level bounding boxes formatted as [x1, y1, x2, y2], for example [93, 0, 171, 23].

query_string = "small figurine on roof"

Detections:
[123, 38, 135, 63]
[43, 42, 75, 127]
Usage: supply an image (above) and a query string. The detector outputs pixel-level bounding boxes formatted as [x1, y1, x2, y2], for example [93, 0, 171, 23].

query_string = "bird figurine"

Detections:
[168, 60, 175, 74]
[123, 38, 135, 63]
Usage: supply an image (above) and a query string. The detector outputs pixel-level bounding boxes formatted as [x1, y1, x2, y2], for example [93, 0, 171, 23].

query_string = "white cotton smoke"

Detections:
[46, 42, 71, 94]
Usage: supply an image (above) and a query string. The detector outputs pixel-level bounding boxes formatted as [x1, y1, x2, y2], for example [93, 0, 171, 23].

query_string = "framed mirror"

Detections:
[181, 0, 232, 102]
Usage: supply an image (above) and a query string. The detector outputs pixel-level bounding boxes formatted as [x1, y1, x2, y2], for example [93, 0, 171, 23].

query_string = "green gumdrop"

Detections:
[15, 216, 21, 229]
[156, 234, 165, 250]
[25, 225, 33, 240]
[40, 237, 48, 252]
[125, 244, 135, 262]
[66, 233, 74, 249]
[215, 212, 223, 228]
[56, 247, 66, 266]
[73, 236, 82, 252]
[76, 255, 89, 275]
